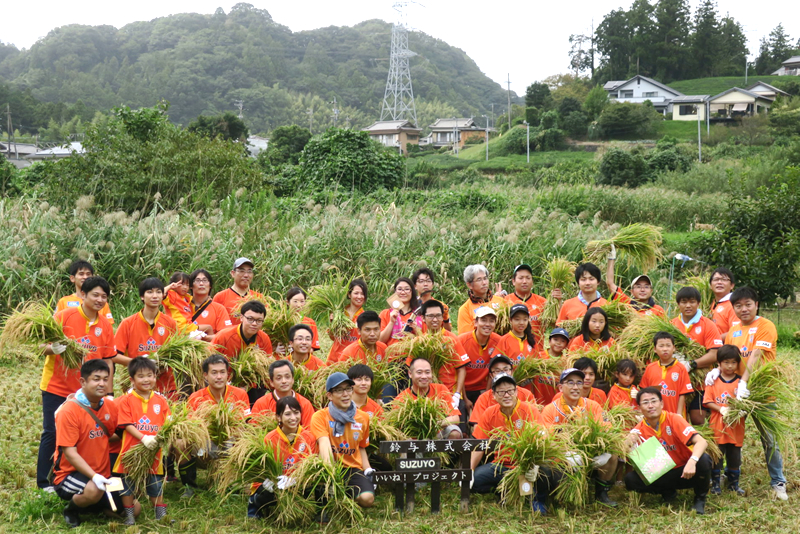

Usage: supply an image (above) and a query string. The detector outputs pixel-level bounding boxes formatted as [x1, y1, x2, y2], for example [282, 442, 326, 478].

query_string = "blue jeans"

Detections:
[471, 463, 508, 494]
[754, 414, 786, 485]
[37, 391, 66, 488]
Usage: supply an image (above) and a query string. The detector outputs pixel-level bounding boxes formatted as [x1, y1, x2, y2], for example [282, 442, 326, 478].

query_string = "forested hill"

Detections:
[0, 3, 516, 133]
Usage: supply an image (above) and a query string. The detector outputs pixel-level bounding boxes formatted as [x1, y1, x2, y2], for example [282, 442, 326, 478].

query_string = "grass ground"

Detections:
[669, 76, 787, 96]
[658, 121, 702, 141]
[2, 347, 799, 533]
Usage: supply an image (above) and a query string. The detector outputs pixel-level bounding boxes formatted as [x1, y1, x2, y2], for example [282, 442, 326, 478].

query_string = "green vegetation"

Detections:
[669, 75, 789, 96]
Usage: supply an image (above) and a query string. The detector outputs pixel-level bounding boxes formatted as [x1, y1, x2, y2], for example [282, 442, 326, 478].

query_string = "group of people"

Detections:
[33, 253, 788, 527]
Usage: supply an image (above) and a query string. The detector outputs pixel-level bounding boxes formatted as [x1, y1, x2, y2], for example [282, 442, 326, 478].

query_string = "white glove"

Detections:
[188, 330, 207, 340]
[592, 452, 612, 468]
[525, 466, 540, 482]
[363, 468, 375, 477]
[705, 368, 720, 386]
[277, 475, 296, 490]
[275, 343, 286, 355]
[451, 392, 461, 410]
[262, 479, 275, 492]
[140, 435, 158, 450]
[719, 406, 730, 418]
[92, 473, 111, 492]
[630, 386, 638, 400]
[608, 244, 617, 261]
[565, 452, 584, 468]
[469, 472, 474, 489]
[682, 361, 693, 373]
[51, 342, 67, 355]
[736, 380, 750, 400]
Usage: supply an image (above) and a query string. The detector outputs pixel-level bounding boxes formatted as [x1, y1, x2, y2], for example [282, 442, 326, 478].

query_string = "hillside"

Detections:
[0, 4, 518, 133]
[669, 75, 788, 96]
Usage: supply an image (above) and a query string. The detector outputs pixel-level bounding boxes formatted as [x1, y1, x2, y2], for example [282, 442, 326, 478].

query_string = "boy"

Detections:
[53, 360, 134, 528]
[114, 357, 171, 524]
[532, 328, 570, 405]
[251, 360, 316, 425]
[56, 260, 114, 324]
[334, 311, 387, 364]
[639, 332, 693, 416]
[504, 264, 547, 346]
[607, 358, 639, 409]
[213, 257, 264, 326]
[458, 306, 503, 410]
[552, 357, 608, 405]
[709, 267, 737, 336]
[412, 268, 452, 331]
[702, 345, 745, 496]
[348, 364, 384, 418]
[38, 276, 116, 491]
[287, 324, 325, 371]
[114, 278, 178, 398]
[557, 263, 609, 324]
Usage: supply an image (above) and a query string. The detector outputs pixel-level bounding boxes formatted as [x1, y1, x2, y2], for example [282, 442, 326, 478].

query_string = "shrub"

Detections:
[597, 102, 661, 139]
[647, 148, 692, 173]
[597, 147, 649, 187]
[0, 157, 17, 196]
[495, 126, 531, 156]
[558, 97, 583, 118]
[263, 125, 312, 165]
[561, 111, 589, 138]
[525, 107, 541, 127]
[535, 128, 566, 151]
[769, 107, 800, 138]
[539, 110, 559, 129]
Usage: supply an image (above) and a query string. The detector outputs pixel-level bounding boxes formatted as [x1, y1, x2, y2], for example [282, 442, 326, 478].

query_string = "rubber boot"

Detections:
[179, 460, 198, 498]
[155, 504, 168, 520]
[123, 505, 135, 526]
[726, 469, 746, 496]
[532, 493, 548, 515]
[594, 478, 618, 507]
[710, 469, 721, 495]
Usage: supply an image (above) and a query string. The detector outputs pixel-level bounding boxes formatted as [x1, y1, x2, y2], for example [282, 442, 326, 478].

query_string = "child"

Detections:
[607, 358, 639, 409]
[639, 332, 693, 416]
[114, 357, 171, 525]
[497, 304, 537, 368]
[702, 345, 745, 496]
[553, 356, 607, 404]
[163, 272, 201, 333]
[568, 307, 615, 351]
[532, 328, 570, 405]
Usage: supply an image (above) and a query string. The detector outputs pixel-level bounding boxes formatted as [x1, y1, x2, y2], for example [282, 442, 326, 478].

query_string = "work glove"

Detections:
[451, 392, 461, 410]
[51, 342, 67, 354]
[719, 406, 730, 418]
[736, 380, 750, 400]
[608, 244, 617, 261]
[262, 479, 275, 492]
[92, 473, 112, 492]
[682, 361, 693, 373]
[592, 452, 612, 468]
[277, 475, 296, 490]
[188, 330, 206, 340]
[274, 343, 286, 355]
[704, 368, 720, 386]
[140, 435, 159, 450]
[630, 386, 638, 400]
[525, 466, 540, 482]
[363, 468, 376, 477]
[565, 452, 584, 468]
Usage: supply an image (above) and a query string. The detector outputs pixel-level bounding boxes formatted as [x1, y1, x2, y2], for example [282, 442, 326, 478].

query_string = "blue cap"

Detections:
[549, 327, 570, 341]
[560, 368, 585, 383]
[325, 372, 354, 392]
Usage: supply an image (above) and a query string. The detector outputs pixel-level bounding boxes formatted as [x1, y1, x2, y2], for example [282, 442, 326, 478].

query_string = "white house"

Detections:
[771, 56, 800, 76]
[362, 120, 421, 155]
[603, 75, 684, 114]
[671, 95, 710, 121]
[745, 81, 790, 99]
[25, 142, 84, 161]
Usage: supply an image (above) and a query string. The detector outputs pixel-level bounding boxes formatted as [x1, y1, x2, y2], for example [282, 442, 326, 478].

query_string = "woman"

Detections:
[188, 269, 233, 337]
[286, 287, 321, 352]
[568, 307, 615, 352]
[247, 396, 317, 519]
[378, 277, 423, 347]
[328, 279, 368, 362]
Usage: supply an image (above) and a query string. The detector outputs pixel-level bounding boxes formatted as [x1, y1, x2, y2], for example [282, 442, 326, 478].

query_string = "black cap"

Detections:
[509, 303, 530, 318]
[489, 355, 514, 370]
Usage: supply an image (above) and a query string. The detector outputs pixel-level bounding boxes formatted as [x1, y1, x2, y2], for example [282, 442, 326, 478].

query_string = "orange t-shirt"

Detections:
[212, 288, 265, 326]
[458, 331, 503, 392]
[191, 299, 233, 334]
[266, 427, 317, 474]
[529, 350, 560, 406]
[505, 292, 547, 348]
[606, 384, 637, 409]
[336, 340, 388, 365]
[114, 311, 179, 397]
[358, 398, 384, 418]
[310, 406, 370, 469]
[292, 354, 326, 371]
[702, 376, 744, 446]
[53, 396, 119, 484]
[632, 411, 698, 467]
[497, 332, 537, 367]
[541, 396, 604, 427]
[328, 308, 363, 362]
[301, 316, 321, 351]
[187, 385, 251, 417]
[403, 330, 469, 392]
[469, 386, 536, 423]
[711, 297, 737, 336]
[724, 316, 777, 376]
[40, 308, 116, 398]
[214, 325, 273, 360]
[557, 296, 608, 324]
[567, 335, 616, 352]
[472, 401, 543, 466]
[639, 359, 693, 414]
[379, 308, 423, 347]
[56, 294, 114, 325]
[113, 390, 171, 474]
[671, 315, 723, 350]
[252, 391, 316, 428]
[162, 290, 196, 331]
[552, 387, 608, 406]
[611, 288, 664, 317]
[456, 295, 506, 335]
[394, 383, 460, 419]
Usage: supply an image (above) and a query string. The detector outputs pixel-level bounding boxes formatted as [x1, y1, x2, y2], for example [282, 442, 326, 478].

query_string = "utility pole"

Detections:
[233, 100, 244, 120]
[506, 74, 512, 132]
[697, 105, 702, 163]
[452, 117, 458, 157]
[331, 97, 340, 128]
[481, 114, 489, 161]
[307, 108, 313, 133]
[491, 103, 494, 129]
[6, 104, 11, 157]
[523, 120, 530, 163]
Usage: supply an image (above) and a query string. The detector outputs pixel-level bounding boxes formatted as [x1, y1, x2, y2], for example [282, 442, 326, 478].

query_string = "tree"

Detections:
[628, 0, 656, 76]
[594, 9, 632, 81]
[263, 125, 312, 165]
[652, 0, 692, 82]
[568, 34, 594, 77]
[597, 102, 661, 138]
[598, 147, 649, 187]
[524, 82, 551, 109]
[755, 24, 794, 74]
[558, 97, 583, 118]
[583, 85, 608, 120]
[187, 112, 249, 142]
[691, 0, 720, 78]
[716, 16, 748, 76]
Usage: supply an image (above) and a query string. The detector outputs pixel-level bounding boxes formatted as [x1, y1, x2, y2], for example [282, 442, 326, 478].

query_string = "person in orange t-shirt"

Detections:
[328, 279, 367, 362]
[162, 272, 202, 333]
[639, 332, 694, 416]
[212, 257, 264, 326]
[379, 277, 424, 347]
[38, 277, 116, 492]
[606, 359, 639, 412]
[248, 395, 318, 518]
[456, 264, 506, 335]
[394, 358, 462, 438]
[709, 267, 737, 337]
[458, 306, 504, 410]
[606, 253, 664, 317]
[53, 360, 132, 528]
[252, 360, 316, 426]
[504, 264, 549, 347]
[412, 267, 452, 331]
[113, 278, 180, 399]
[552, 356, 608, 405]
[497, 304, 538, 376]
[556, 263, 609, 324]
[702, 346, 745, 495]
[188, 269, 233, 336]
[469, 355, 536, 424]
[287, 324, 325, 371]
[286, 288, 321, 351]
[336, 311, 387, 364]
[567, 308, 616, 352]
[310, 372, 374, 508]
[624, 387, 711, 514]
[55, 260, 114, 324]
[347, 364, 385, 418]
[471, 373, 543, 495]
[529, 328, 569, 405]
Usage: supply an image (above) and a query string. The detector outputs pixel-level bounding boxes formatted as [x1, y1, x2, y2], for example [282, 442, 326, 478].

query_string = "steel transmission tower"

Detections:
[380, 2, 417, 124]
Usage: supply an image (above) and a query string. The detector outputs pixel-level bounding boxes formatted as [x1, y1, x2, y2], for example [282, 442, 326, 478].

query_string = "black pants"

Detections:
[715, 443, 742, 472]
[625, 453, 712, 499]
[37, 391, 66, 488]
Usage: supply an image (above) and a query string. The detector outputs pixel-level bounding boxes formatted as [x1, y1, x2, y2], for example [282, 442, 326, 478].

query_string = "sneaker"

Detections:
[693, 497, 706, 515]
[772, 482, 789, 501]
[729, 484, 746, 496]
[710, 482, 721, 495]
[63, 506, 80, 528]
[182, 486, 195, 499]
[41, 486, 56, 494]
[531, 499, 547, 515]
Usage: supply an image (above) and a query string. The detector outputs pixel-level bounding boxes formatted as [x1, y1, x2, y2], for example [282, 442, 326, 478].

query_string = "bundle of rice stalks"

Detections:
[153, 330, 209, 389]
[287, 456, 364, 525]
[261, 297, 302, 347]
[306, 278, 353, 340]
[0, 302, 86, 370]
[604, 403, 641, 430]
[540, 258, 578, 333]
[722, 360, 797, 453]
[599, 299, 637, 337]
[693, 423, 722, 464]
[680, 275, 715, 316]
[559, 318, 583, 339]
[249, 412, 279, 434]
[565, 411, 628, 461]
[384, 394, 450, 440]
[494, 301, 512, 335]
[215, 424, 283, 489]
[511, 356, 564, 386]
[584, 223, 663, 273]
[193, 399, 249, 447]
[228, 346, 274, 389]
[495, 423, 573, 510]
[368, 416, 408, 455]
[230, 293, 266, 322]
[565, 345, 642, 384]
[122, 403, 210, 493]
[386, 332, 459, 382]
[303, 358, 403, 409]
[291, 367, 325, 409]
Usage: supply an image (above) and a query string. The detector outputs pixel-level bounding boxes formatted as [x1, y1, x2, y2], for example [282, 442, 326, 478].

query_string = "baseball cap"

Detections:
[474, 306, 497, 319]
[509, 303, 530, 318]
[631, 275, 652, 286]
[325, 372, 354, 392]
[549, 327, 570, 341]
[492, 372, 517, 389]
[559, 368, 586, 383]
[489, 354, 514, 370]
[513, 264, 533, 276]
[233, 257, 254, 270]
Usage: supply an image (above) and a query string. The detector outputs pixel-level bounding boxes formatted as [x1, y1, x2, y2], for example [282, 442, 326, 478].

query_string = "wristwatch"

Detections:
[689, 361, 698, 371]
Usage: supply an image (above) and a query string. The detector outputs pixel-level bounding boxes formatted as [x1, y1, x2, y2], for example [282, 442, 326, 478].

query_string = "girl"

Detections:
[189, 269, 232, 336]
[606, 358, 639, 409]
[568, 307, 615, 351]
[328, 279, 368, 362]
[379, 277, 423, 347]
[163, 272, 202, 333]
[286, 287, 320, 352]
[497, 304, 537, 391]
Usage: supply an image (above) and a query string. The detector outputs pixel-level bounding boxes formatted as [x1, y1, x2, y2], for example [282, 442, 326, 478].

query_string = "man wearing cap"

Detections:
[457, 265, 506, 335]
[540, 368, 619, 507]
[309, 372, 375, 509]
[606, 249, 664, 316]
[394, 358, 463, 439]
[470, 373, 543, 495]
[457, 306, 503, 413]
[532, 328, 570, 405]
[213, 257, 264, 326]
[469, 355, 536, 426]
[505, 264, 549, 348]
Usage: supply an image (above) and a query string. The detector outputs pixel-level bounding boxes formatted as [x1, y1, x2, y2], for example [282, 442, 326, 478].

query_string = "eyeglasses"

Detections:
[416, 278, 432, 284]
[331, 386, 353, 395]
[243, 316, 264, 325]
[563, 381, 584, 388]
[194, 278, 210, 284]
[494, 389, 516, 397]
[396, 287, 411, 293]
[235, 269, 255, 274]
[424, 313, 443, 319]
[639, 399, 660, 407]
[292, 336, 313, 343]
[710, 277, 730, 283]
[491, 368, 512, 375]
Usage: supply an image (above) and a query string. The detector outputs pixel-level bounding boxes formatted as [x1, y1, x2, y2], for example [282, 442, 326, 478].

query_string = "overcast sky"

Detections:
[1, 1, 796, 94]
